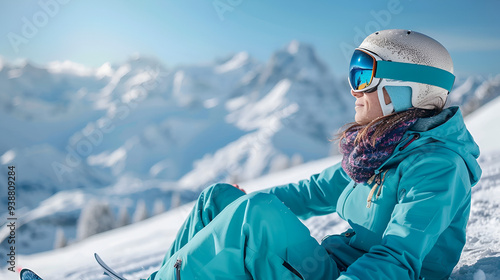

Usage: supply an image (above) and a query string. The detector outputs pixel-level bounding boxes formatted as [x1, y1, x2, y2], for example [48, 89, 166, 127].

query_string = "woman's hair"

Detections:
[337, 107, 442, 147]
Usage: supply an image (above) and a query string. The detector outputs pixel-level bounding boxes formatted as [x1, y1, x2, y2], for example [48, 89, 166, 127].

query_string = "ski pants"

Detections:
[146, 183, 340, 280]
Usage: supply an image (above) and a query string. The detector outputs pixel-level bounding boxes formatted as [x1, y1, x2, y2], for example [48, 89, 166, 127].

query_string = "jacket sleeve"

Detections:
[338, 151, 472, 280]
[258, 162, 351, 220]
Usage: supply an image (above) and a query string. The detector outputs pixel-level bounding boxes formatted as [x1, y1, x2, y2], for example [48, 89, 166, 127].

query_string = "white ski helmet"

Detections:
[356, 29, 454, 115]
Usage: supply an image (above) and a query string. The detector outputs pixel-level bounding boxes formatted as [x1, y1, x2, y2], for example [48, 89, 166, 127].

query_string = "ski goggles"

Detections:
[348, 48, 455, 93]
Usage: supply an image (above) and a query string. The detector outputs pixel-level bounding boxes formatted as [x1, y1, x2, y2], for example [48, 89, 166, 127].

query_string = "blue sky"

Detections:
[1, 0, 499, 76]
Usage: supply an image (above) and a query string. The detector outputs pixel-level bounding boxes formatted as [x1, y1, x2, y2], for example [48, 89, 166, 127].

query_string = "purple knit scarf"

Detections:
[340, 119, 418, 183]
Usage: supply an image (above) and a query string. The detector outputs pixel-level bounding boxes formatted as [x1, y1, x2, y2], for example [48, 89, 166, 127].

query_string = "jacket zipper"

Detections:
[174, 259, 182, 280]
[373, 133, 421, 175]
[360, 133, 421, 208]
[398, 133, 420, 151]
[341, 182, 357, 218]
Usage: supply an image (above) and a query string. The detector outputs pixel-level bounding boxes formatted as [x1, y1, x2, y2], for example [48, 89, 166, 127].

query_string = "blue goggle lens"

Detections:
[349, 50, 375, 91]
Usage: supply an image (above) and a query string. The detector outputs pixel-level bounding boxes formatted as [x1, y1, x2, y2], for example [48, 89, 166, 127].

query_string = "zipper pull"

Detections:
[367, 174, 376, 185]
[375, 173, 382, 186]
[366, 183, 378, 208]
[174, 259, 182, 280]
[376, 170, 389, 198]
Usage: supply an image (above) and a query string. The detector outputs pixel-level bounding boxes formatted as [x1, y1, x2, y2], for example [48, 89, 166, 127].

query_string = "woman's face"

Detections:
[351, 88, 389, 125]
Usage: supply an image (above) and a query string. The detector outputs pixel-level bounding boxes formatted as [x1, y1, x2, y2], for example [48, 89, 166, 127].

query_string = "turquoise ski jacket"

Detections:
[262, 107, 482, 280]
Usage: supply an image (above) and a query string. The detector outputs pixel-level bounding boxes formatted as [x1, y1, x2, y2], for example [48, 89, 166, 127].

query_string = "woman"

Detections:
[146, 29, 481, 280]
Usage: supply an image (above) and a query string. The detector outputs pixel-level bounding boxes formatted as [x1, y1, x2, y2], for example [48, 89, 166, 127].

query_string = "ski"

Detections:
[20, 268, 43, 280]
[94, 253, 128, 280]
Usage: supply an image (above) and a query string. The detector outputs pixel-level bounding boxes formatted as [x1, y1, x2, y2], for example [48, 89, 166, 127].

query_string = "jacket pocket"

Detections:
[260, 252, 304, 280]
[282, 261, 304, 280]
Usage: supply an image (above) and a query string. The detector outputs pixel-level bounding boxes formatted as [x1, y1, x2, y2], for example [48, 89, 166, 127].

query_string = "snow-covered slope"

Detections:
[1, 147, 499, 280]
[452, 152, 500, 280]
[464, 95, 500, 153]
[0, 156, 342, 280]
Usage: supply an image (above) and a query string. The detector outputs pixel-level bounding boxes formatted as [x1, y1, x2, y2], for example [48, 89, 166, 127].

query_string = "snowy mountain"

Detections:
[447, 74, 500, 115]
[0, 41, 499, 262]
[0, 41, 352, 257]
[179, 42, 352, 189]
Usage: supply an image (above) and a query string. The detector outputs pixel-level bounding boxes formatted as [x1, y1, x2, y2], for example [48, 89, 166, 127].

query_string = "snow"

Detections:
[96, 62, 114, 79]
[287, 40, 301, 54]
[203, 98, 219, 109]
[0, 150, 15, 165]
[225, 95, 249, 111]
[46, 60, 95, 76]
[227, 79, 293, 130]
[0, 42, 499, 279]
[87, 147, 128, 169]
[7, 68, 23, 79]
[215, 52, 250, 73]
[96, 64, 132, 102]
[450, 152, 500, 279]
[0, 156, 341, 280]
[465, 95, 500, 153]
[1, 146, 498, 279]
[473, 270, 486, 280]
[448, 74, 500, 115]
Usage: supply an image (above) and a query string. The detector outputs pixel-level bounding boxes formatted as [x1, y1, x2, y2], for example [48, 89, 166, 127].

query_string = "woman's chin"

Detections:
[354, 115, 366, 125]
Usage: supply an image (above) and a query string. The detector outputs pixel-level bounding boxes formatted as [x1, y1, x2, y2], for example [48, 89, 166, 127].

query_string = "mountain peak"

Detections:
[124, 55, 166, 72]
[258, 41, 329, 85]
[96, 62, 114, 78]
[11, 60, 47, 78]
[287, 40, 300, 54]
[286, 40, 314, 56]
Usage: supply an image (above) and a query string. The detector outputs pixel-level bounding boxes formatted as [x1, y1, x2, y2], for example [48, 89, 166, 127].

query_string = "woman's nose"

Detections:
[351, 89, 363, 98]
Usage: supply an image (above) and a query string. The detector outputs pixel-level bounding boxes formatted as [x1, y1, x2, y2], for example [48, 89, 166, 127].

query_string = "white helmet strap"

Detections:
[376, 80, 394, 116]
[376, 80, 420, 116]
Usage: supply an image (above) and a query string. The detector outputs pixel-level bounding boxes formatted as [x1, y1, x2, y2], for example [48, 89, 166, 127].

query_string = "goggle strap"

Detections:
[375, 61, 455, 92]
